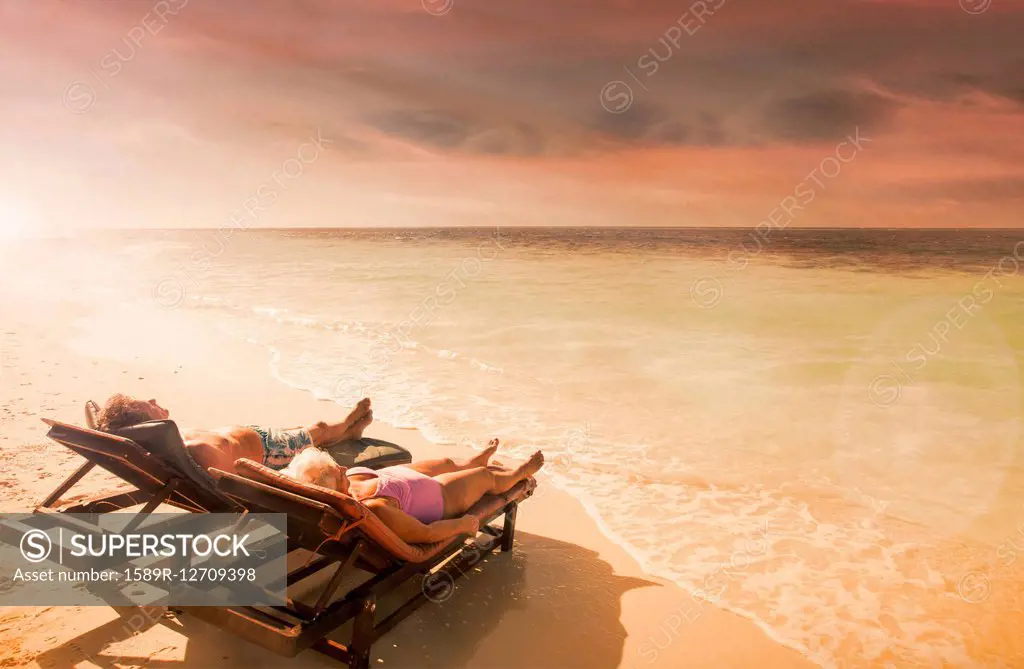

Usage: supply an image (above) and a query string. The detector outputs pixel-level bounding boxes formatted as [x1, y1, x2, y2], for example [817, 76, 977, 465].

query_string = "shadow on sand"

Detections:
[36, 532, 655, 669]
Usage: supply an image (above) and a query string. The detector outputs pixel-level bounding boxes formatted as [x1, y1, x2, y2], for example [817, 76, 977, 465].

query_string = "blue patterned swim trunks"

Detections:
[246, 426, 313, 470]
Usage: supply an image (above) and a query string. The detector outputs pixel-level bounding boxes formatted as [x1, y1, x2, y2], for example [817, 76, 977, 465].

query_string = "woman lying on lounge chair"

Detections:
[281, 438, 544, 545]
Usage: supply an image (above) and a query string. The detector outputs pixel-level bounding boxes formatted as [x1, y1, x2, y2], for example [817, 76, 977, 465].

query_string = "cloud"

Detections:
[463, 123, 545, 156]
[368, 109, 472, 150]
[887, 65, 1024, 106]
[589, 105, 727, 147]
[882, 177, 1024, 203]
[365, 109, 546, 156]
[760, 89, 902, 143]
[4, 0, 1024, 229]
[587, 88, 902, 149]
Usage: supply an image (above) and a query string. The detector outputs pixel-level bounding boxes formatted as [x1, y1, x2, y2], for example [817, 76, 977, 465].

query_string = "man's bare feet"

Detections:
[314, 399, 373, 446]
[346, 409, 373, 440]
[343, 398, 371, 428]
[336, 398, 373, 441]
[468, 438, 500, 468]
[513, 450, 545, 479]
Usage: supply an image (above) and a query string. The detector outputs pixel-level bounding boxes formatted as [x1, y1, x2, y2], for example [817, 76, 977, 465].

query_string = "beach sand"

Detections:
[0, 299, 814, 669]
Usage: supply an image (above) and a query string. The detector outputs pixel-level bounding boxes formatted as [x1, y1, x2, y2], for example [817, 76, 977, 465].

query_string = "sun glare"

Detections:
[0, 201, 33, 240]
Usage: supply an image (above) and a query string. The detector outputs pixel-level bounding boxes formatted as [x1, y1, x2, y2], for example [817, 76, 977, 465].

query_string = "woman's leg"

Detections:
[435, 451, 544, 517]
[404, 439, 500, 477]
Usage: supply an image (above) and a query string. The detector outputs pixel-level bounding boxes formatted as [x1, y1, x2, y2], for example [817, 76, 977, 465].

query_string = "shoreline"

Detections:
[0, 295, 816, 668]
[258, 340, 825, 666]
[264, 347, 823, 668]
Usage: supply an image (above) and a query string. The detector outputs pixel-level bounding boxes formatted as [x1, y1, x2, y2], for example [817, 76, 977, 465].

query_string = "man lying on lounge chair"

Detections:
[96, 394, 544, 544]
[95, 394, 379, 473]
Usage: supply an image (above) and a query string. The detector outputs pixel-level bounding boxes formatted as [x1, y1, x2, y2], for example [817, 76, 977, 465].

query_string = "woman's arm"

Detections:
[365, 500, 479, 544]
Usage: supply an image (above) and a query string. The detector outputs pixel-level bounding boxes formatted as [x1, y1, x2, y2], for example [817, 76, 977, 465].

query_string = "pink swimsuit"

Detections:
[348, 465, 445, 524]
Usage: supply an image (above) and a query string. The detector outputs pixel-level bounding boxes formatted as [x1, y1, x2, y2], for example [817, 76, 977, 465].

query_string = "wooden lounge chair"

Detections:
[38, 418, 238, 515]
[37, 417, 413, 515]
[194, 459, 535, 669]
[28, 416, 535, 668]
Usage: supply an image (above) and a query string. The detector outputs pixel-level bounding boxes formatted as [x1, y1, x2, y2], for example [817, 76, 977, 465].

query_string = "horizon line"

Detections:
[88, 226, 1024, 232]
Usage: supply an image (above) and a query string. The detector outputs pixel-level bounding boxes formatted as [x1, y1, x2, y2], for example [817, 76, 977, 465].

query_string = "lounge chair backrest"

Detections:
[229, 459, 456, 563]
[113, 420, 224, 496]
[226, 458, 534, 565]
[233, 458, 367, 521]
[43, 419, 236, 512]
[43, 418, 179, 494]
[114, 420, 239, 511]
[84, 400, 101, 430]
[217, 460, 437, 566]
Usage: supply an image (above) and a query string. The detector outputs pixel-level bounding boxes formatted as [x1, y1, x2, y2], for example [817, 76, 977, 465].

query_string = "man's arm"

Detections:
[364, 500, 478, 544]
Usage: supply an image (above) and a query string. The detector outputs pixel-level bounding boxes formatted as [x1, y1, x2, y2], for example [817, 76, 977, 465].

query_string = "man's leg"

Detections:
[436, 451, 544, 517]
[404, 439, 500, 476]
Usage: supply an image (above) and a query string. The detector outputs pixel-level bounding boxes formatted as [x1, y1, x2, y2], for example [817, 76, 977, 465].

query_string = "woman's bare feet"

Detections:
[513, 450, 545, 479]
[468, 438, 500, 468]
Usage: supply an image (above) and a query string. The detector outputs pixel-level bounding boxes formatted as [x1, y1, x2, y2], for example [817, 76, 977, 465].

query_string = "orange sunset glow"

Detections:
[0, 0, 1022, 233]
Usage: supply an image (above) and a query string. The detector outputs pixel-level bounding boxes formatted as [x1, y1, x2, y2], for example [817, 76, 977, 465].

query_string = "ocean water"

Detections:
[4, 227, 1024, 667]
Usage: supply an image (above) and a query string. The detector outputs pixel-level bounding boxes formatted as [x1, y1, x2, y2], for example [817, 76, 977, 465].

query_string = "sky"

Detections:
[0, 0, 1022, 232]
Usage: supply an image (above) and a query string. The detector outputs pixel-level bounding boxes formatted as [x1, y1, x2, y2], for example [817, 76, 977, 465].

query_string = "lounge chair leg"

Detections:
[39, 461, 96, 509]
[501, 502, 518, 552]
[314, 541, 364, 615]
[348, 596, 376, 669]
[121, 479, 179, 534]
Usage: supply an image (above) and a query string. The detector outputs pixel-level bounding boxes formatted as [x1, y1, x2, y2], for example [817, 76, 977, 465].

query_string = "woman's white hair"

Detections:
[280, 447, 343, 489]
